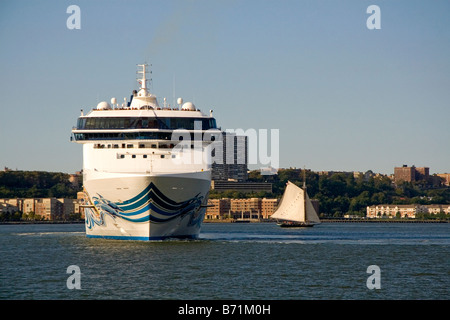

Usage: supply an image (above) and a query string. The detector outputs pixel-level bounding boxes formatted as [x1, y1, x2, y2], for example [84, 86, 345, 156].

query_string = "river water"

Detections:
[0, 222, 448, 300]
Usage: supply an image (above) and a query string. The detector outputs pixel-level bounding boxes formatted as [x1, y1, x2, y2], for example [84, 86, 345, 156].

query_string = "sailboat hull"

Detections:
[277, 221, 317, 228]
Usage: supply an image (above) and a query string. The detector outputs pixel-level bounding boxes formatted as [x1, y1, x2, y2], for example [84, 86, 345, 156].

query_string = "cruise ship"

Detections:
[71, 64, 220, 240]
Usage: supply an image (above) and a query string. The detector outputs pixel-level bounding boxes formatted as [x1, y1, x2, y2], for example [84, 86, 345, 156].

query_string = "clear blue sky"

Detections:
[1, 0, 449, 175]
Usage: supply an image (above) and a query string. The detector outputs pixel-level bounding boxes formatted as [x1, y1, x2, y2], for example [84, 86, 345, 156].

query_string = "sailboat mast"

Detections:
[303, 167, 307, 222]
[302, 167, 306, 189]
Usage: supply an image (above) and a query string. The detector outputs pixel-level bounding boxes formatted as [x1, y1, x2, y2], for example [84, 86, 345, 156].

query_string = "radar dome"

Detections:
[182, 102, 196, 111]
[97, 101, 111, 110]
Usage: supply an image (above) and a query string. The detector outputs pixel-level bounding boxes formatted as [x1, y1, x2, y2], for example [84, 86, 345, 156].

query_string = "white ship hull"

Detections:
[82, 171, 211, 240]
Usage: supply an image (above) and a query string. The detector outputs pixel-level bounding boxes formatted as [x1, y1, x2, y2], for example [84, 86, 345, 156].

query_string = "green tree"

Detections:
[371, 192, 386, 204]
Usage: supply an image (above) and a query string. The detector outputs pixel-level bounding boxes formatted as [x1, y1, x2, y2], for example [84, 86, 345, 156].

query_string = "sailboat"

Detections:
[271, 180, 321, 228]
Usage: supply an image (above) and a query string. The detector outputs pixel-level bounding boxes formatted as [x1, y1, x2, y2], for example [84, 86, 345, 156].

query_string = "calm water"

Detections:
[0, 222, 449, 300]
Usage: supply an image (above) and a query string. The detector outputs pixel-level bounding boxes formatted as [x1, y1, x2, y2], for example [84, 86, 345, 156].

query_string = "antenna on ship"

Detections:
[172, 75, 176, 108]
[136, 63, 151, 94]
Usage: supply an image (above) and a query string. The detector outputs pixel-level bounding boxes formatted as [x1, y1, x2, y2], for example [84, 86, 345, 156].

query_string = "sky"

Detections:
[0, 0, 449, 175]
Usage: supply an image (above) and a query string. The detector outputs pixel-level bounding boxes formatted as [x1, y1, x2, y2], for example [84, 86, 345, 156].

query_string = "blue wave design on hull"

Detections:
[84, 182, 204, 230]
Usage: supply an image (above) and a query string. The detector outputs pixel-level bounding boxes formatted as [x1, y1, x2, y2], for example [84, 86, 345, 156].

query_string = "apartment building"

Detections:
[211, 133, 248, 182]
[394, 165, 429, 184]
[366, 204, 450, 219]
[205, 198, 231, 219]
[205, 197, 280, 220]
[261, 198, 279, 219]
[0, 197, 83, 220]
[437, 173, 450, 186]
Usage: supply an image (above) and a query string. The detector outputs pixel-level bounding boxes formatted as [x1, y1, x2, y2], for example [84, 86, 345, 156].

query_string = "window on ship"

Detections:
[78, 117, 217, 130]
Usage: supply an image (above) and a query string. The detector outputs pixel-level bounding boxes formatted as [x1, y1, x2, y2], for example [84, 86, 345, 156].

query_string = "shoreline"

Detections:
[203, 218, 449, 224]
[0, 219, 448, 225]
[0, 220, 84, 225]
[203, 218, 450, 224]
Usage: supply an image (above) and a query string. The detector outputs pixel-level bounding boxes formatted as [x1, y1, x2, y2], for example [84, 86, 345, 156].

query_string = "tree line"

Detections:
[0, 171, 81, 199]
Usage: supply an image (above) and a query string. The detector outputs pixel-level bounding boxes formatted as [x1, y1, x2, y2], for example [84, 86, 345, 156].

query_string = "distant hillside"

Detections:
[0, 170, 81, 199]
[1, 169, 449, 217]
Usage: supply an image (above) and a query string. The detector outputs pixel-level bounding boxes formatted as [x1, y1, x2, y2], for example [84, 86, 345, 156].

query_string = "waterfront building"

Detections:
[0, 199, 21, 212]
[0, 197, 84, 220]
[34, 198, 63, 220]
[366, 204, 450, 219]
[425, 204, 450, 215]
[230, 197, 261, 219]
[22, 199, 35, 215]
[366, 204, 421, 219]
[205, 196, 320, 221]
[205, 198, 231, 220]
[261, 198, 279, 219]
[205, 197, 280, 220]
[76, 191, 88, 219]
[0, 202, 19, 215]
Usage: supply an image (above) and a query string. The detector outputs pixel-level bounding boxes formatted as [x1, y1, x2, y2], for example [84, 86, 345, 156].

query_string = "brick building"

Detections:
[437, 173, 450, 186]
[394, 165, 429, 184]
[205, 197, 281, 220]
[0, 197, 83, 220]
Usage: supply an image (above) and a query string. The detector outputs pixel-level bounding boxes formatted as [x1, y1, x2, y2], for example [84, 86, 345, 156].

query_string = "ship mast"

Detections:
[130, 63, 159, 109]
[137, 63, 150, 94]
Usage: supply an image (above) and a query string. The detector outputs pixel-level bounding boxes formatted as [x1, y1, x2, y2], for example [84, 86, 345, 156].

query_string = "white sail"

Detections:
[271, 181, 320, 224]
[271, 181, 305, 222]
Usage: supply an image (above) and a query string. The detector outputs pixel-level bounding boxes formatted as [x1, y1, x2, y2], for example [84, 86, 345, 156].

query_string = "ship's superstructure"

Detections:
[71, 64, 220, 240]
